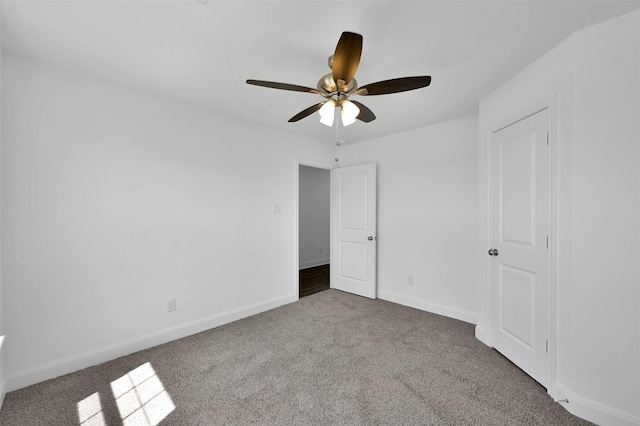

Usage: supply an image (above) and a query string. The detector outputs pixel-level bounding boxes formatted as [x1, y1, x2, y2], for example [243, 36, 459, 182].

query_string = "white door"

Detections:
[490, 108, 550, 388]
[331, 163, 377, 299]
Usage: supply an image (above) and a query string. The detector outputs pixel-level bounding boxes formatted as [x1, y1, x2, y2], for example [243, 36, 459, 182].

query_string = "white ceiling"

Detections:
[2, 0, 639, 143]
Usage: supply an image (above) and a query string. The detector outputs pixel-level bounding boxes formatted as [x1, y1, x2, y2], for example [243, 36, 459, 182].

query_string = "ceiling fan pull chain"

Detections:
[334, 121, 341, 166]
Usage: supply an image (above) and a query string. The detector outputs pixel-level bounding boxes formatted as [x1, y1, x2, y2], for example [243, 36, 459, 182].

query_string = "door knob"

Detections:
[488, 248, 499, 256]
[368, 236, 374, 241]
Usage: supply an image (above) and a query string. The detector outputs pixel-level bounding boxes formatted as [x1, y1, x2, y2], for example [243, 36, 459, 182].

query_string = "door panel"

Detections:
[500, 132, 535, 246]
[500, 264, 536, 349]
[490, 108, 550, 388]
[331, 164, 377, 299]
[339, 172, 368, 230]
[339, 242, 367, 281]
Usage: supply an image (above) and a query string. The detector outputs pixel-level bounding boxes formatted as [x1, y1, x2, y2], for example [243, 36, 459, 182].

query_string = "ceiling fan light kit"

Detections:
[247, 31, 431, 127]
[340, 100, 360, 127]
[319, 100, 336, 126]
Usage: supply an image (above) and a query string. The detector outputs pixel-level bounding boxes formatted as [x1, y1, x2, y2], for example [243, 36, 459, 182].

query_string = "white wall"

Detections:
[1, 54, 334, 391]
[571, 13, 640, 423]
[298, 165, 330, 269]
[478, 10, 640, 426]
[339, 115, 479, 324]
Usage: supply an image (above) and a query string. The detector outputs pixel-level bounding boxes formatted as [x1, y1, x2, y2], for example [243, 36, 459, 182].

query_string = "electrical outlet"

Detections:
[319, 248, 323, 254]
[408, 276, 414, 286]
[167, 298, 176, 312]
[272, 204, 281, 214]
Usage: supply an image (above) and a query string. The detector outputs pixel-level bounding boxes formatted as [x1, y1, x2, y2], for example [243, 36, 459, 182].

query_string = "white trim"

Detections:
[379, 290, 477, 325]
[481, 126, 493, 346]
[474, 326, 489, 346]
[492, 106, 550, 134]
[547, 94, 559, 400]
[299, 259, 330, 270]
[0, 336, 6, 411]
[6, 294, 296, 392]
[554, 383, 640, 426]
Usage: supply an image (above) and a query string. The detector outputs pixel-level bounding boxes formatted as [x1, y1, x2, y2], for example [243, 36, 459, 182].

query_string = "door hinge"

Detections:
[545, 339, 549, 353]
[546, 131, 549, 145]
[546, 235, 549, 249]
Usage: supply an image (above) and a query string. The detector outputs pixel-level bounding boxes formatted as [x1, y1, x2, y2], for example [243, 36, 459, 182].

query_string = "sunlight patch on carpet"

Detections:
[77, 392, 106, 425]
[110, 362, 175, 425]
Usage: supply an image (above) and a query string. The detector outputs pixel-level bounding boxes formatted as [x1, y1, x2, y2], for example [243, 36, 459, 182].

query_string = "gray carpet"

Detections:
[0, 289, 592, 425]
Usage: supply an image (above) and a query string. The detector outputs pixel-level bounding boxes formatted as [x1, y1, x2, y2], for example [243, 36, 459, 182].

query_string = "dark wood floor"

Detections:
[299, 264, 330, 297]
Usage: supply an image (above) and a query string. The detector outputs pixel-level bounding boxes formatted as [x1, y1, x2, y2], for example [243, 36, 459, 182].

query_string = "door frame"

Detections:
[294, 158, 335, 300]
[484, 96, 558, 394]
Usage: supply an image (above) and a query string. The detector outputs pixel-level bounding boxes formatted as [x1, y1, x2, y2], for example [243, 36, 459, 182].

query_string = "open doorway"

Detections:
[298, 165, 331, 297]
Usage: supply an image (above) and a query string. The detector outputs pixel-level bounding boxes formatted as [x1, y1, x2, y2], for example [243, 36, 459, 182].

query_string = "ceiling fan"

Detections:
[246, 31, 431, 127]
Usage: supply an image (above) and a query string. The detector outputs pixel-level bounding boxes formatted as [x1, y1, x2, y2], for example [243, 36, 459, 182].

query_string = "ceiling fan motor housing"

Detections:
[318, 73, 357, 105]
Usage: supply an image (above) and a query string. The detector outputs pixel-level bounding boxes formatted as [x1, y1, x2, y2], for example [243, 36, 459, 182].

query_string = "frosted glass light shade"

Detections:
[341, 100, 360, 127]
[319, 100, 336, 126]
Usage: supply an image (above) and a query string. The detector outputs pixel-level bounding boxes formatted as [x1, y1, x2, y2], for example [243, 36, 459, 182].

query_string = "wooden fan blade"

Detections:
[350, 100, 376, 123]
[246, 79, 320, 94]
[357, 76, 431, 96]
[332, 32, 363, 85]
[288, 102, 327, 122]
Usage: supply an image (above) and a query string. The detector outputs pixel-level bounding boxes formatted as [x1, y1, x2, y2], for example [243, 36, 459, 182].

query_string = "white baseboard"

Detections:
[378, 290, 477, 325]
[475, 326, 490, 346]
[0, 335, 5, 411]
[6, 294, 297, 392]
[299, 258, 330, 270]
[554, 383, 640, 426]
